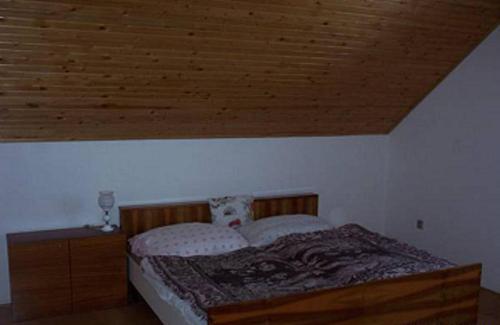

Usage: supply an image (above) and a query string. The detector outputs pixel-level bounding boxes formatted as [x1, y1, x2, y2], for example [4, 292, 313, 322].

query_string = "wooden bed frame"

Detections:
[120, 193, 481, 325]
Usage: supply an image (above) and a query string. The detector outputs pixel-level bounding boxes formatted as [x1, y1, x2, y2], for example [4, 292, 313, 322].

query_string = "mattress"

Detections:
[141, 224, 454, 322]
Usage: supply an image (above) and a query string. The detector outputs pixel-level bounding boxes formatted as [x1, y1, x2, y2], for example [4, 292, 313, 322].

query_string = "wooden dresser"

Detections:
[7, 227, 127, 321]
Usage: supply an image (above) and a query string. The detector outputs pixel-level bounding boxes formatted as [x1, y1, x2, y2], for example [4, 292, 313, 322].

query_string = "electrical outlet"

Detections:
[416, 219, 424, 230]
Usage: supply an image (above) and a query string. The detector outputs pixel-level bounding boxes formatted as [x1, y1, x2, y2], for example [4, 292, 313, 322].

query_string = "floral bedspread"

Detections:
[143, 224, 454, 320]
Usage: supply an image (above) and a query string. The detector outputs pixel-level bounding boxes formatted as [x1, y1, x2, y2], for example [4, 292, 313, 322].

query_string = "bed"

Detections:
[120, 193, 481, 325]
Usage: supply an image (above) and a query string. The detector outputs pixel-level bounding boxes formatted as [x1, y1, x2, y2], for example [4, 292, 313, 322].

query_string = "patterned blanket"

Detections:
[143, 224, 454, 320]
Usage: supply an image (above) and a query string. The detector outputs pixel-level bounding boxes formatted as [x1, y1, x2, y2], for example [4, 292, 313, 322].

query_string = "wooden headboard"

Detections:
[120, 193, 318, 239]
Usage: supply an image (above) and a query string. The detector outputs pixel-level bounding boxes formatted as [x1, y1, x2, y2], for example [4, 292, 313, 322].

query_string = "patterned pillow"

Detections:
[129, 222, 249, 257]
[209, 195, 254, 228]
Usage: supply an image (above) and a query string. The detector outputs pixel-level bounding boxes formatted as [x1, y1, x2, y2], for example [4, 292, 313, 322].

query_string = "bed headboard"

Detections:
[120, 193, 318, 239]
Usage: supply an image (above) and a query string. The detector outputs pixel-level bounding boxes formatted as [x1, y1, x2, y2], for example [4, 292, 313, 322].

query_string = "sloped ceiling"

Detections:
[0, 0, 499, 141]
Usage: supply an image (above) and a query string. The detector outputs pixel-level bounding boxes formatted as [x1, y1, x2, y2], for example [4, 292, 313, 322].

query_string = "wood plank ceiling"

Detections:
[0, 0, 499, 141]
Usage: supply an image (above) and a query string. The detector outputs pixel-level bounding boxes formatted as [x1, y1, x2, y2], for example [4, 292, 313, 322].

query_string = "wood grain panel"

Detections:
[70, 234, 127, 312]
[0, 0, 499, 141]
[7, 240, 72, 321]
[7, 227, 128, 320]
[207, 263, 482, 325]
[120, 193, 318, 239]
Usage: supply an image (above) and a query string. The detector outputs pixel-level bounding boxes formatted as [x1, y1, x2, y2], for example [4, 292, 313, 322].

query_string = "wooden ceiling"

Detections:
[0, 0, 499, 141]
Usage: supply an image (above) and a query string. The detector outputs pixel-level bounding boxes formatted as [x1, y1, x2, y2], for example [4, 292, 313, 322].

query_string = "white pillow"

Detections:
[209, 195, 254, 228]
[237, 214, 332, 247]
[129, 222, 249, 257]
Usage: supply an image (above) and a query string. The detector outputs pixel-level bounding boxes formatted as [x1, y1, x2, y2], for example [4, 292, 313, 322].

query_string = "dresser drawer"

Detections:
[70, 234, 127, 312]
[8, 240, 72, 321]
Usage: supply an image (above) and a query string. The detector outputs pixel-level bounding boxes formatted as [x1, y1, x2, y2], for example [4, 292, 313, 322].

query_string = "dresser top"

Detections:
[7, 226, 123, 245]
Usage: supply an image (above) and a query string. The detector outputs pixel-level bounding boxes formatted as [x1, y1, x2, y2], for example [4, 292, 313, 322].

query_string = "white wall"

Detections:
[386, 28, 500, 291]
[0, 135, 388, 303]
